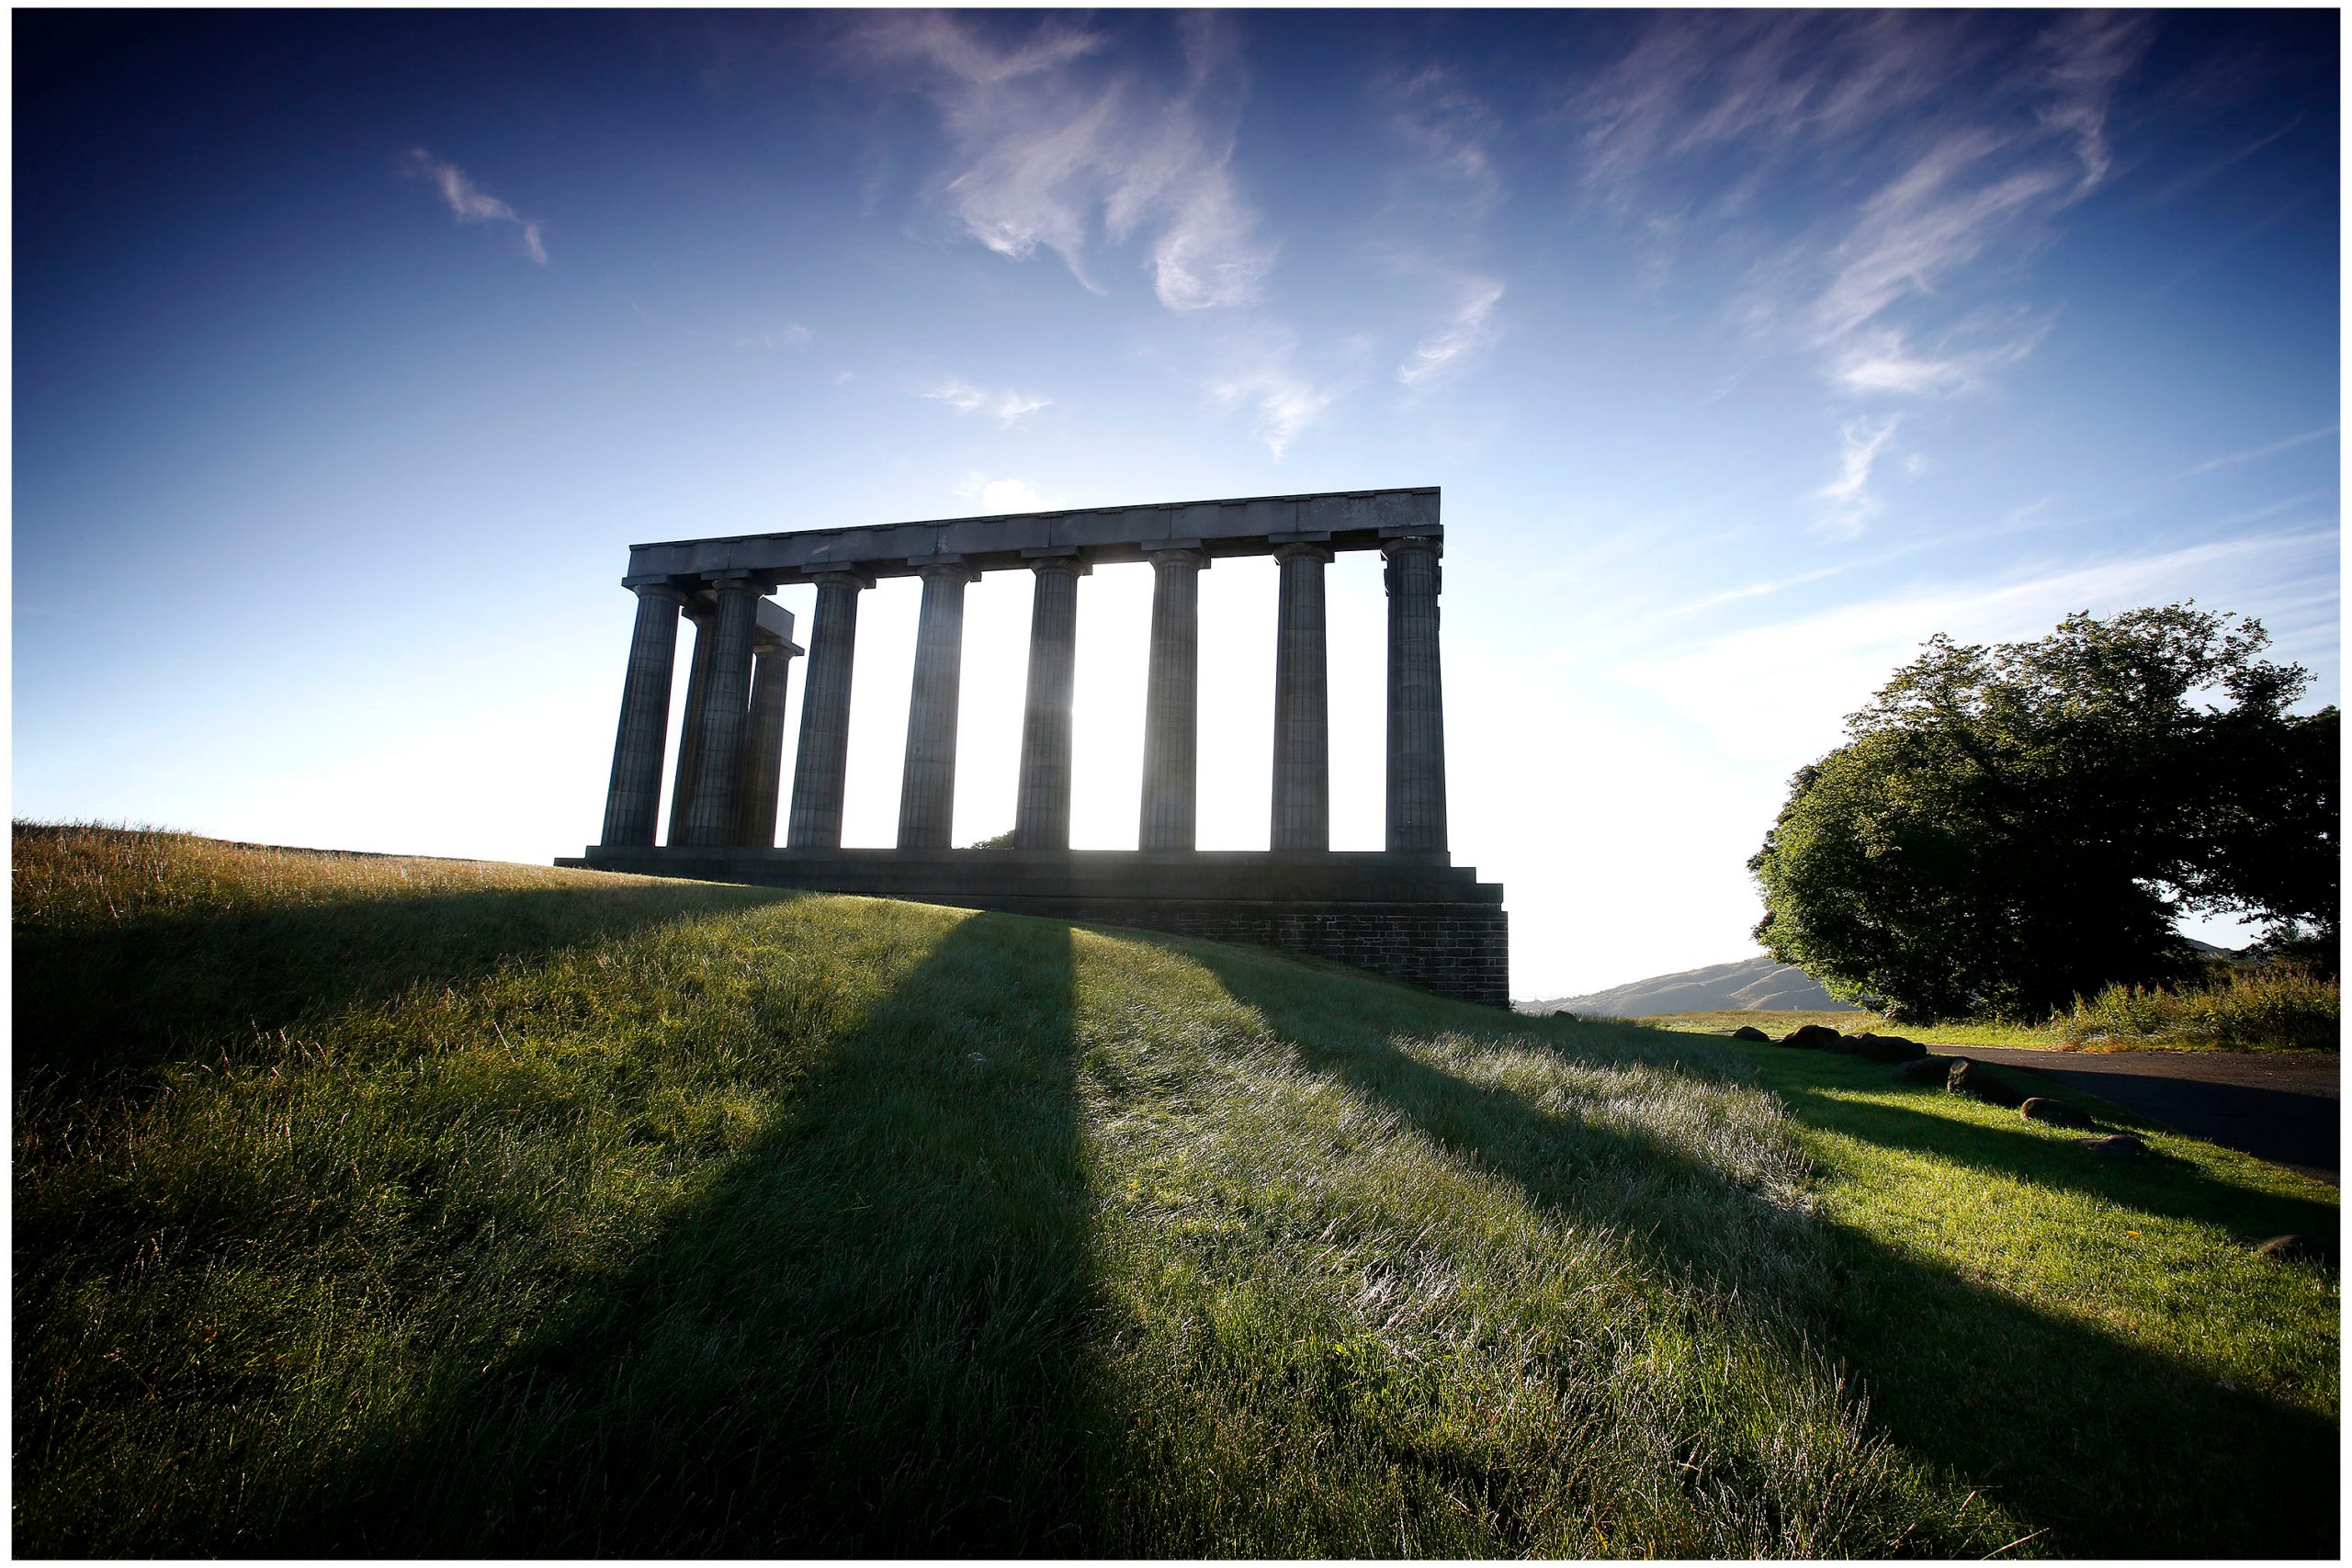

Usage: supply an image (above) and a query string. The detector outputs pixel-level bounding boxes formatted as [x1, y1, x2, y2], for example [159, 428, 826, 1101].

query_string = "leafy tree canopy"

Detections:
[1749, 604, 2337, 1022]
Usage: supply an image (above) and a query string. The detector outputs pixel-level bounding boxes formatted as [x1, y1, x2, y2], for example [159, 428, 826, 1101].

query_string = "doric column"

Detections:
[1138, 546, 1208, 850]
[680, 575, 767, 846]
[786, 570, 873, 849]
[1383, 535, 1449, 852]
[1013, 552, 1087, 850]
[1270, 539, 1333, 852]
[665, 600, 716, 845]
[599, 581, 688, 847]
[733, 635, 800, 848]
[897, 558, 978, 850]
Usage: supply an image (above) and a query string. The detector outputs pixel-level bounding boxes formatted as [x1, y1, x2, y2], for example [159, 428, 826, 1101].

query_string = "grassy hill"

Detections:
[14, 826, 2338, 1556]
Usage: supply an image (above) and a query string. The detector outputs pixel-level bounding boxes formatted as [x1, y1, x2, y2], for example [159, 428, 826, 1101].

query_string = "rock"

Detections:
[1729, 1025, 1770, 1042]
[1849, 1032, 1927, 1063]
[2085, 1134, 2147, 1159]
[1946, 1057, 2027, 1108]
[1781, 1023, 1844, 1049]
[2020, 1097, 2094, 1128]
[1891, 1055, 1956, 1085]
[2255, 1234, 2335, 1266]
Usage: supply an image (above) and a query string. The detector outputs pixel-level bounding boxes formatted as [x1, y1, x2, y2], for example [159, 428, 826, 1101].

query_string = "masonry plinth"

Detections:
[574, 486, 1508, 1007]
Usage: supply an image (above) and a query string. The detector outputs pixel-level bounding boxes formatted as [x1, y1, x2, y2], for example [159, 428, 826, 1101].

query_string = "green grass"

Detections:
[15, 826, 2340, 1556]
[1638, 1001, 2339, 1055]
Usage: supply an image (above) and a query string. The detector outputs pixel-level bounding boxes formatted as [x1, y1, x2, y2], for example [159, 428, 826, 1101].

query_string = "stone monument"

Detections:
[560, 487, 1508, 1005]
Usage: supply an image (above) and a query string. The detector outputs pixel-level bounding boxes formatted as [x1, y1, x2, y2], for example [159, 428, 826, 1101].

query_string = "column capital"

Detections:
[1379, 533, 1443, 559]
[1022, 547, 1092, 578]
[1144, 543, 1210, 571]
[706, 571, 773, 596]
[623, 577, 691, 604]
[1272, 539, 1334, 566]
[914, 556, 981, 585]
[809, 568, 877, 592]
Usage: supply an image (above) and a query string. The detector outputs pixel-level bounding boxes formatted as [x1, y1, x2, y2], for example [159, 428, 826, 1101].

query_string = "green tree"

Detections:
[1748, 604, 2338, 1022]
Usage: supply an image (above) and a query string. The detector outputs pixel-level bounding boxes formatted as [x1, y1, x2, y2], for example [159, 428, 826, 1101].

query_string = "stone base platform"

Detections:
[557, 847, 1510, 1008]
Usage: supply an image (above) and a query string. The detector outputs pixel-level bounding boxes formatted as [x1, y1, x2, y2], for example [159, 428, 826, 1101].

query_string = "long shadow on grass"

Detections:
[13, 879, 795, 1100]
[275, 909, 1092, 1556]
[1768, 1077, 2339, 1242]
[1188, 950, 2339, 1560]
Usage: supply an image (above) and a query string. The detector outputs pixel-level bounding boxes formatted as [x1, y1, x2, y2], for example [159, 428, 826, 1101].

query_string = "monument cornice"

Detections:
[623, 485, 1441, 585]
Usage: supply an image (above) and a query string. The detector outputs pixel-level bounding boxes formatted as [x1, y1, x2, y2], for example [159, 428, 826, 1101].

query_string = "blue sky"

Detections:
[13, 8, 2340, 997]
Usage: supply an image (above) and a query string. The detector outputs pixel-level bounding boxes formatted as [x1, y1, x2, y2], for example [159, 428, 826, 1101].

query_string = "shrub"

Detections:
[2052, 966, 2340, 1051]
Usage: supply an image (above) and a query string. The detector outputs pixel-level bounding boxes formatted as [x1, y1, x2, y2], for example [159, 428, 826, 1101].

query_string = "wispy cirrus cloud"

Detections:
[843, 10, 1271, 310]
[922, 378, 1052, 427]
[2178, 423, 2339, 477]
[1577, 12, 2151, 535]
[736, 322, 813, 351]
[397, 148, 547, 264]
[1378, 66, 1510, 395]
[1397, 276, 1504, 388]
[1813, 415, 1901, 536]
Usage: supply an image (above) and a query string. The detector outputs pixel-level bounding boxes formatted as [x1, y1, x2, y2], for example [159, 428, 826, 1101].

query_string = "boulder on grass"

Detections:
[1946, 1057, 2027, 1108]
[1849, 1032, 1927, 1063]
[1781, 1024, 1845, 1049]
[2255, 1235, 2335, 1266]
[2020, 1096, 2094, 1129]
[2085, 1134, 2147, 1159]
[1891, 1055, 1956, 1085]
[1729, 1025, 1770, 1043]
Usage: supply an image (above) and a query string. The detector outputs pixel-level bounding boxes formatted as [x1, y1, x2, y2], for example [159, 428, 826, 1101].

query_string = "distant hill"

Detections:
[1521, 954, 1860, 1018]
[1523, 938, 2250, 1018]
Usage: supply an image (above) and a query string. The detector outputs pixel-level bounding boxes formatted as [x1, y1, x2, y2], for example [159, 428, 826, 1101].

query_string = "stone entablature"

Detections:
[572, 485, 1506, 1005]
[621, 486, 1440, 586]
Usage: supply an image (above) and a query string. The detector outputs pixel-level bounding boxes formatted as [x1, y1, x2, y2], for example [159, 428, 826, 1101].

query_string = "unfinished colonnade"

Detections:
[566, 487, 1507, 1005]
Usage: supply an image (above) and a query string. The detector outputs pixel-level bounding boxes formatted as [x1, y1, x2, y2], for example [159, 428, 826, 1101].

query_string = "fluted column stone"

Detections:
[680, 576, 766, 846]
[786, 570, 872, 849]
[666, 601, 716, 845]
[1270, 540, 1333, 852]
[1138, 547, 1208, 851]
[897, 559, 978, 850]
[600, 581, 688, 847]
[734, 638, 799, 848]
[1013, 552, 1086, 850]
[1383, 536, 1448, 852]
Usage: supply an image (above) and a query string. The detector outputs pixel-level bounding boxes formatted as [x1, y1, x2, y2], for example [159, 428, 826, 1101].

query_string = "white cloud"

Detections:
[1207, 361, 1334, 459]
[1812, 416, 1900, 536]
[1618, 530, 2332, 769]
[1397, 276, 1505, 388]
[397, 148, 547, 264]
[736, 322, 813, 351]
[922, 378, 1051, 427]
[2180, 423, 2339, 477]
[846, 11, 1272, 310]
[1833, 321, 2046, 396]
[954, 472, 1051, 512]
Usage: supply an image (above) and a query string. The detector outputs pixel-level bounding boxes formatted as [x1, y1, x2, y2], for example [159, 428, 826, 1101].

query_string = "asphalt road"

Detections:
[1950, 1044, 2341, 1183]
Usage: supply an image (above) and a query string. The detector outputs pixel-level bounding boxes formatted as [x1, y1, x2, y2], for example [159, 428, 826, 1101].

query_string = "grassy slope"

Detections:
[14, 828, 2339, 1556]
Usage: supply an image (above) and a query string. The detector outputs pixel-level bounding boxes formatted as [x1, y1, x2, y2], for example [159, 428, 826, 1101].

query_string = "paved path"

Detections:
[1950, 1045, 2339, 1183]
